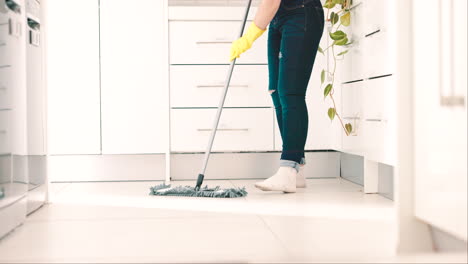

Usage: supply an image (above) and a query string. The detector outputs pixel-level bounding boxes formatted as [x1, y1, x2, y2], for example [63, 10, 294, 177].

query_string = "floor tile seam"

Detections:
[49, 183, 73, 197]
[255, 214, 295, 259]
[23, 214, 265, 224]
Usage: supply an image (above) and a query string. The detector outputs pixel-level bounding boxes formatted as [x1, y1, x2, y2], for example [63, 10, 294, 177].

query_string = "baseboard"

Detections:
[170, 151, 340, 180]
[48, 151, 340, 182]
[49, 154, 167, 182]
[378, 163, 394, 200]
[0, 196, 27, 241]
[430, 225, 468, 252]
[340, 153, 364, 185]
[340, 152, 394, 200]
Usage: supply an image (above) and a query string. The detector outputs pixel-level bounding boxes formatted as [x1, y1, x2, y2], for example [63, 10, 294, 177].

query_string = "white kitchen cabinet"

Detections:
[341, 1, 366, 83]
[46, 0, 101, 154]
[171, 108, 273, 152]
[170, 65, 271, 108]
[362, 77, 394, 121]
[100, 0, 168, 154]
[413, 0, 467, 241]
[169, 21, 267, 64]
[362, 31, 395, 78]
[341, 81, 365, 156]
[0, 67, 11, 110]
[169, 6, 273, 153]
[364, 0, 392, 35]
[0, 111, 10, 154]
[339, 0, 397, 164]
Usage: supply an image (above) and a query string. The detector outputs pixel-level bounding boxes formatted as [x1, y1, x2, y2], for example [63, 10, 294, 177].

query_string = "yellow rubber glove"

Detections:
[230, 22, 266, 62]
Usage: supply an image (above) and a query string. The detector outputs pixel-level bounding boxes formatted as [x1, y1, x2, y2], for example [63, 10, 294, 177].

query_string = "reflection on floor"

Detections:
[0, 179, 465, 263]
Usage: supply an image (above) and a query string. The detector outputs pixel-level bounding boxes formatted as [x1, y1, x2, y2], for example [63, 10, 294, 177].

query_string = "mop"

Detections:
[149, 0, 253, 198]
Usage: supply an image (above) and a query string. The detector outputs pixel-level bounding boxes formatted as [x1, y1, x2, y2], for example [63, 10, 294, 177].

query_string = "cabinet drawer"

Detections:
[170, 65, 271, 107]
[341, 81, 363, 118]
[0, 18, 22, 67]
[339, 3, 365, 83]
[341, 40, 365, 82]
[341, 119, 365, 157]
[169, 21, 267, 64]
[362, 76, 395, 121]
[361, 119, 396, 166]
[0, 111, 11, 154]
[171, 108, 274, 152]
[0, 22, 7, 47]
[364, 0, 393, 34]
[0, 68, 11, 109]
[362, 30, 395, 78]
[347, 1, 366, 39]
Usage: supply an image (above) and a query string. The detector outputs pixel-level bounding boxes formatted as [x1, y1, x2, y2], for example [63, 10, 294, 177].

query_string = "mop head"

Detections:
[149, 183, 247, 198]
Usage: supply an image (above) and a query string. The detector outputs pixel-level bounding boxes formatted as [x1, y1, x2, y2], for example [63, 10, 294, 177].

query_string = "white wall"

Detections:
[46, 0, 101, 155]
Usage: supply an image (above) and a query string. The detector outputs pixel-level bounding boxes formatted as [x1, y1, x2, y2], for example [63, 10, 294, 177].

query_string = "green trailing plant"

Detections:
[319, 0, 353, 136]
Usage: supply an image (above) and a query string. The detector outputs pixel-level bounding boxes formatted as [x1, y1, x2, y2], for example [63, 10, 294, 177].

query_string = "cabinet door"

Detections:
[100, 0, 168, 154]
[46, 0, 101, 154]
[413, 0, 467, 240]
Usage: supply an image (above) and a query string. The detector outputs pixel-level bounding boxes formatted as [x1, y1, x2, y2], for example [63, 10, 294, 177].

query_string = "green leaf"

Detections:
[328, 108, 336, 121]
[321, 70, 326, 84]
[329, 30, 347, 40]
[345, 123, 353, 134]
[323, 0, 336, 9]
[341, 12, 351, 26]
[341, 0, 352, 9]
[334, 37, 349, 46]
[318, 46, 324, 54]
[337, 50, 349, 56]
[324, 84, 333, 97]
[331, 12, 339, 25]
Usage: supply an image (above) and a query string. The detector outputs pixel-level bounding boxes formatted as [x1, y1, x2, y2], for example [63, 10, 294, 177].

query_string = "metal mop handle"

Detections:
[195, 0, 253, 190]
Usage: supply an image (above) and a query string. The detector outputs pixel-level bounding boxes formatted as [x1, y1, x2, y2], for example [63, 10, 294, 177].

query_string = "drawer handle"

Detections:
[0, 86, 6, 90]
[197, 128, 249, 132]
[196, 41, 232, 45]
[196, 84, 248, 89]
[438, 0, 466, 108]
[0, 130, 6, 134]
[365, 29, 381, 38]
[365, 118, 384, 122]
[440, 96, 465, 106]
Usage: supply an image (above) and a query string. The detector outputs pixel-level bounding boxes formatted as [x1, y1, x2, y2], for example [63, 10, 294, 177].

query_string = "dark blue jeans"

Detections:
[268, 0, 324, 164]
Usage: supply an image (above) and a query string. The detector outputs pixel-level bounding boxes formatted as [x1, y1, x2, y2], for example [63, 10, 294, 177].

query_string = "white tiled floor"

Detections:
[0, 179, 466, 263]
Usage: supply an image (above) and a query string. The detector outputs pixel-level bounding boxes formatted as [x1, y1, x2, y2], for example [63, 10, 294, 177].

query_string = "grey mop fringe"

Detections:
[149, 183, 247, 198]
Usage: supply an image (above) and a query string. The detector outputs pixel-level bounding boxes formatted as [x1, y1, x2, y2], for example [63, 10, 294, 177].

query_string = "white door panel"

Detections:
[100, 0, 168, 154]
[413, 0, 467, 240]
[46, 0, 101, 154]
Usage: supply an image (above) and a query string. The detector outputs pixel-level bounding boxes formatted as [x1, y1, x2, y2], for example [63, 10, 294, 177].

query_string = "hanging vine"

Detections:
[319, 0, 353, 136]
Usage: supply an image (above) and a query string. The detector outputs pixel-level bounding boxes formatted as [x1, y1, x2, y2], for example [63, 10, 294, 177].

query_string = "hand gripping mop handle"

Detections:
[195, 0, 253, 191]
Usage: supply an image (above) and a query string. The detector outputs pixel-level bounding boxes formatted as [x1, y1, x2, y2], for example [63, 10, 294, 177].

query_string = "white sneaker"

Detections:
[297, 166, 307, 188]
[255, 167, 297, 193]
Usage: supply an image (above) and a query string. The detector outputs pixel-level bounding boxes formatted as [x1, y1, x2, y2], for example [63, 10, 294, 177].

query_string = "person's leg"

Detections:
[255, 18, 297, 193]
[255, 6, 324, 193]
[267, 20, 283, 140]
[277, 6, 324, 170]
